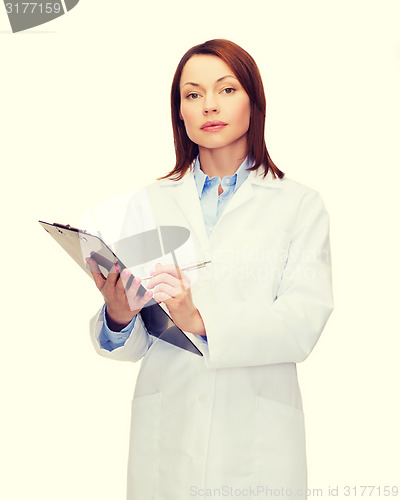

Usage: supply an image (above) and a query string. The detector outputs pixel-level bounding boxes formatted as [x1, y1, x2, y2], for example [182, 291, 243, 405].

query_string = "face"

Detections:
[179, 54, 251, 153]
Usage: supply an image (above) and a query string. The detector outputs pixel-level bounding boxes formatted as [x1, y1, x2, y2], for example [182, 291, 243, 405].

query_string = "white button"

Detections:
[225, 179, 231, 185]
[122, 336, 127, 340]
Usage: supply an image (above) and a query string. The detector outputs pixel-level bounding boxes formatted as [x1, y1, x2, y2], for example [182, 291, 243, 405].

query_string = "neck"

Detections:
[198, 138, 248, 178]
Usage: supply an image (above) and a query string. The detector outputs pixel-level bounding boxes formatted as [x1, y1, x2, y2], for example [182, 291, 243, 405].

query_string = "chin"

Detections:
[204, 137, 246, 150]
[197, 136, 235, 149]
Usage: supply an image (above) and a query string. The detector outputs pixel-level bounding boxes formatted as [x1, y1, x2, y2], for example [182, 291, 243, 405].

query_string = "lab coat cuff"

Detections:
[102, 304, 136, 344]
[90, 305, 154, 362]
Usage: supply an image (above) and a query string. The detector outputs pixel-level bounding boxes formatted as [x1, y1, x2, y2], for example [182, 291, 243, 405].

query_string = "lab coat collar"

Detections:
[158, 164, 283, 248]
[160, 163, 283, 189]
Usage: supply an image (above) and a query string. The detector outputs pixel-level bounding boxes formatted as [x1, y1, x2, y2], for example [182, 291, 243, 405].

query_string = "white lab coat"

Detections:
[90, 165, 334, 499]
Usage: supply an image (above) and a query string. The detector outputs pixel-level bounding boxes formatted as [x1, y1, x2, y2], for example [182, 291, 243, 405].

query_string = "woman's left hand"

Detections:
[146, 263, 206, 336]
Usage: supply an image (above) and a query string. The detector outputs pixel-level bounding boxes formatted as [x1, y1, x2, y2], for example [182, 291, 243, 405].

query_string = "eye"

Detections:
[222, 87, 236, 95]
[186, 92, 201, 100]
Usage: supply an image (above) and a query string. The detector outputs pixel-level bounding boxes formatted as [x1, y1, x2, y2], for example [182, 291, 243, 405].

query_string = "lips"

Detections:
[201, 121, 228, 131]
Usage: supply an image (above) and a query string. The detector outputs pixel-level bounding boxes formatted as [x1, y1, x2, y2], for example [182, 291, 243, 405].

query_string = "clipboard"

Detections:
[39, 220, 203, 356]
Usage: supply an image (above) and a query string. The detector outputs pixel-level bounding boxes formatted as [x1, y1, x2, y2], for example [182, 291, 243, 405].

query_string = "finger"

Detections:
[86, 257, 106, 291]
[151, 263, 182, 279]
[146, 272, 180, 291]
[103, 263, 121, 293]
[121, 270, 154, 311]
[116, 268, 133, 294]
[118, 269, 140, 300]
[151, 282, 180, 299]
[138, 289, 154, 308]
[152, 291, 173, 303]
[151, 263, 190, 288]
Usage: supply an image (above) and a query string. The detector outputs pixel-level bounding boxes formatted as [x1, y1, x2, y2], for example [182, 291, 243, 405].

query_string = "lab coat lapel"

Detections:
[218, 177, 254, 221]
[216, 168, 282, 222]
[169, 166, 256, 232]
[163, 167, 282, 245]
[167, 171, 210, 248]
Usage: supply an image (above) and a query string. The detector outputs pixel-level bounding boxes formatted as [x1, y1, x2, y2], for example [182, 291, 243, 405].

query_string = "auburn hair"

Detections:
[159, 39, 284, 181]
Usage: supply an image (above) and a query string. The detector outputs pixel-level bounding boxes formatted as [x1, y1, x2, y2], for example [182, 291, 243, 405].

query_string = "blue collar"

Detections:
[193, 155, 254, 198]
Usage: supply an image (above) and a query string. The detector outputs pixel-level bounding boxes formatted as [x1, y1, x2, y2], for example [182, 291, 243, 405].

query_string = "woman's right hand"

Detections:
[86, 257, 153, 331]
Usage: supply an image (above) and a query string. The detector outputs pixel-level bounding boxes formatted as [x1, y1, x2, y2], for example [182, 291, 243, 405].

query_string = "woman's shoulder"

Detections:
[280, 176, 330, 221]
[252, 167, 325, 200]
[146, 169, 194, 191]
[281, 175, 324, 197]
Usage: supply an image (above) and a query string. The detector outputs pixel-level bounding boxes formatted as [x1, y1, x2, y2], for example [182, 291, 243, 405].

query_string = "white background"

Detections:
[1, 1, 399, 498]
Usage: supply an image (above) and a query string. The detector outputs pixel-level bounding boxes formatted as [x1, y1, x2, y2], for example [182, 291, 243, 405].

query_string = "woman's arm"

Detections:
[150, 190, 333, 369]
[195, 190, 334, 369]
[90, 304, 154, 362]
[87, 259, 155, 362]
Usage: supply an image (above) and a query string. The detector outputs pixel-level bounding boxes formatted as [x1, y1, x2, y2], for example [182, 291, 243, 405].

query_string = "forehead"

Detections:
[180, 54, 236, 88]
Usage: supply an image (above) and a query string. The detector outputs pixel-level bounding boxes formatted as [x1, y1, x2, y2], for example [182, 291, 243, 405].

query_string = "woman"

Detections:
[87, 39, 333, 499]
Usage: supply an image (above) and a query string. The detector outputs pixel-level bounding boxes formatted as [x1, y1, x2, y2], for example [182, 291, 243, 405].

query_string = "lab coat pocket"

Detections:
[254, 396, 307, 491]
[127, 392, 161, 499]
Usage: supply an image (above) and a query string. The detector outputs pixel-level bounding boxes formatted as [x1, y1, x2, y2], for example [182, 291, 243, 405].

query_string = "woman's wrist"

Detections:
[188, 309, 206, 336]
[105, 306, 137, 332]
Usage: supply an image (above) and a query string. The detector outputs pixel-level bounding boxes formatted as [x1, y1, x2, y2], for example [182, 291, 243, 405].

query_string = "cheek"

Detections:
[229, 97, 251, 129]
[238, 99, 251, 126]
[180, 105, 198, 132]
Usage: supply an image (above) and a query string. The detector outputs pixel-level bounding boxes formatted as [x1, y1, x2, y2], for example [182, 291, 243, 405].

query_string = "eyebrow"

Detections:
[181, 75, 238, 88]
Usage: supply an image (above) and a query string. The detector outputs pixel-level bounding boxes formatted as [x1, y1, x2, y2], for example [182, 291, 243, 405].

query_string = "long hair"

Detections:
[159, 39, 284, 181]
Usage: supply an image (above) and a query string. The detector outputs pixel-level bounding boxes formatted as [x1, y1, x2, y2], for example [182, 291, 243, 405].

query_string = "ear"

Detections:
[179, 111, 183, 120]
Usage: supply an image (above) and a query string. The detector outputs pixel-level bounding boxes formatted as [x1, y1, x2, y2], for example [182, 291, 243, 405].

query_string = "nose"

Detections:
[203, 94, 219, 114]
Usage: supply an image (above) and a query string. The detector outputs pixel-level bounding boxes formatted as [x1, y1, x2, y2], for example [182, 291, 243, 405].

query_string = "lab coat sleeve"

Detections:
[196, 190, 334, 369]
[89, 304, 155, 362]
[99, 304, 137, 350]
